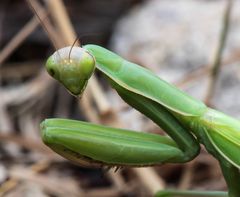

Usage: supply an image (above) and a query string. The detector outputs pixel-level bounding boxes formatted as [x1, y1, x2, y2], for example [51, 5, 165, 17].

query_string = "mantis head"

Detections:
[46, 46, 95, 96]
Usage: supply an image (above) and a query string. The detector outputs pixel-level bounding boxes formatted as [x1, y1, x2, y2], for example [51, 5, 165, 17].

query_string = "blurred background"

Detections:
[0, 0, 240, 196]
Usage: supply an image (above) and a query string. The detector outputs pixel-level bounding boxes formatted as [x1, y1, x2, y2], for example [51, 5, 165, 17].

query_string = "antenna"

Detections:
[68, 36, 79, 61]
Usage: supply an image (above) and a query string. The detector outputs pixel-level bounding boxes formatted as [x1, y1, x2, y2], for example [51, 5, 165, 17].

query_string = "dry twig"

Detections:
[205, 0, 233, 105]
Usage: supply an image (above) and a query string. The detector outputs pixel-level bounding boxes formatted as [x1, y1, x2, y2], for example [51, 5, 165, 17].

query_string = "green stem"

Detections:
[155, 190, 228, 197]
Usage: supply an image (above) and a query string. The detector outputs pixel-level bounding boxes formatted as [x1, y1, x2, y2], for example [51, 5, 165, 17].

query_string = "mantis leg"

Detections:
[110, 79, 200, 163]
[198, 131, 240, 197]
[191, 109, 240, 197]
[41, 79, 200, 167]
[42, 118, 189, 167]
[218, 158, 240, 197]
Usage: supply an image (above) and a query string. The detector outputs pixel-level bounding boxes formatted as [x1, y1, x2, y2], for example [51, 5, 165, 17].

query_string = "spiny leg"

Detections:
[41, 118, 189, 167]
[110, 80, 200, 162]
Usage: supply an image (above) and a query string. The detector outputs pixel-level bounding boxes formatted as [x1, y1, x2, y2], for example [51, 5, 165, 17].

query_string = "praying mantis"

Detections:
[41, 45, 240, 197]
[26, 1, 240, 196]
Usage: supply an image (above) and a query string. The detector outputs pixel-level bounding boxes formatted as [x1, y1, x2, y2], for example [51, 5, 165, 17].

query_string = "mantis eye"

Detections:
[49, 68, 55, 77]
[46, 57, 60, 80]
[45, 47, 95, 96]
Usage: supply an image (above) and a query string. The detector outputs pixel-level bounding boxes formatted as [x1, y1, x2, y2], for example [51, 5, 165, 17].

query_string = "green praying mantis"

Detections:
[24, 0, 240, 195]
[40, 44, 240, 197]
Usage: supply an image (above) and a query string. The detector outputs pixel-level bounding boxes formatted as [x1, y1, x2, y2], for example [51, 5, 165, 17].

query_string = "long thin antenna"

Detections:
[26, 0, 59, 51]
[68, 36, 79, 61]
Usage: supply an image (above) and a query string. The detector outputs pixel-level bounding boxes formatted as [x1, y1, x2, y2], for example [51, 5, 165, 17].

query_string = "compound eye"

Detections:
[49, 68, 55, 77]
[47, 65, 59, 78]
[46, 56, 60, 80]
